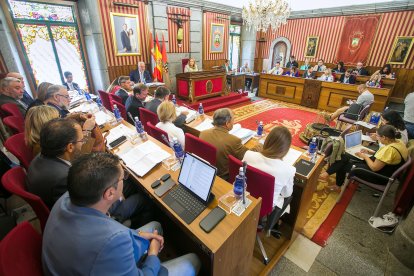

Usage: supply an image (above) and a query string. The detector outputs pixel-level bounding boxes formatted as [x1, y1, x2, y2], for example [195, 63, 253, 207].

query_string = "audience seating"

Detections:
[139, 108, 158, 131]
[338, 156, 412, 217]
[0, 103, 23, 119]
[185, 133, 217, 165]
[1, 167, 50, 232]
[336, 101, 373, 129]
[228, 155, 275, 264]
[0, 221, 43, 276]
[3, 116, 24, 134]
[146, 122, 170, 146]
[111, 101, 127, 121]
[109, 93, 123, 105]
[3, 133, 34, 170]
[97, 90, 112, 111]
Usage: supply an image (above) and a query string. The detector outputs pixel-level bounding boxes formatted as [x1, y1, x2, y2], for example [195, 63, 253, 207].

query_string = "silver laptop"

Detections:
[345, 130, 372, 160]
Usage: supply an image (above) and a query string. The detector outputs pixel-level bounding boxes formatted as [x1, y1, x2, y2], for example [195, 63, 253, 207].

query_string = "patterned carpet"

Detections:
[229, 99, 354, 246]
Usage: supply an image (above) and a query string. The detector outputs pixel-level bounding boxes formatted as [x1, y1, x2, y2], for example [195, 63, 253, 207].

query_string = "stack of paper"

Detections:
[106, 124, 136, 147]
[95, 111, 114, 126]
[355, 121, 376, 129]
[229, 124, 255, 144]
[120, 140, 171, 177]
[176, 106, 197, 123]
[146, 82, 165, 87]
[194, 118, 214, 131]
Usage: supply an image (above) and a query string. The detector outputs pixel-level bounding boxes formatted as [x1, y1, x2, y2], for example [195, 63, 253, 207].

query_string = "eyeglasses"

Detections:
[111, 169, 130, 187]
[72, 137, 87, 145]
[57, 94, 70, 99]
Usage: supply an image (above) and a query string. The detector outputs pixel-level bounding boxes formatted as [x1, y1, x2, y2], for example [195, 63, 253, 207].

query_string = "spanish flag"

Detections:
[150, 33, 163, 82]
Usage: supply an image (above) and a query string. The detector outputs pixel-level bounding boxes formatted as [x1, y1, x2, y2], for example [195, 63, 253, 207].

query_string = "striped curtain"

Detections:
[255, 10, 414, 69]
[203, 12, 230, 60]
[167, 6, 190, 53]
[98, 0, 151, 67]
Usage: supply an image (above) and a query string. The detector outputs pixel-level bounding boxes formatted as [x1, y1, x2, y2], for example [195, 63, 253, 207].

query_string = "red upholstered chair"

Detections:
[185, 133, 217, 165]
[0, 221, 43, 276]
[4, 133, 34, 170]
[1, 103, 23, 119]
[146, 122, 170, 146]
[3, 116, 24, 134]
[228, 155, 275, 264]
[111, 101, 127, 121]
[182, 58, 189, 72]
[139, 108, 159, 131]
[98, 90, 112, 111]
[109, 93, 123, 105]
[1, 167, 50, 232]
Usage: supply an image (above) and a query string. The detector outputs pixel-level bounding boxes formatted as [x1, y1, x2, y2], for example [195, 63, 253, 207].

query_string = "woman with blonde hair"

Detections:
[25, 105, 60, 155]
[27, 82, 53, 109]
[366, 72, 382, 88]
[156, 101, 185, 147]
[184, 58, 199, 73]
[318, 68, 334, 82]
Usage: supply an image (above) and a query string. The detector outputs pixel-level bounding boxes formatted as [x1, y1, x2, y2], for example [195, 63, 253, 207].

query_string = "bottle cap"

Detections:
[173, 137, 178, 142]
[113, 104, 117, 108]
[134, 116, 138, 121]
[259, 121, 263, 124]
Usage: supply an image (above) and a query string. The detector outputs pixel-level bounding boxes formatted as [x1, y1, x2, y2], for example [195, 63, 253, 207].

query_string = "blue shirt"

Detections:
[42, 193, 161, 275]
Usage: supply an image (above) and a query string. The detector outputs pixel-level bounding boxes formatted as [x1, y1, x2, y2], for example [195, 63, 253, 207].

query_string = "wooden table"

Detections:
[226, 73, 246, 92]
[109, 121, 261, 275]
[245, 73, 260, 93]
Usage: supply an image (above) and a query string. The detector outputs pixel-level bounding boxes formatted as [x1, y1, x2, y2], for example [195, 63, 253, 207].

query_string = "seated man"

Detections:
[130, 61, 153, 84]
[240, 62, 252, 89]
[44, 85, 71, 117]
[324, 84, 374, 121]
[338, 69, 356, 84]
[199, 108, 261, 180]
[268, 62, 283, 75]
[286, 55, 298, 69]
[313, 59, 326, 72]
[352, 61, 369, 76]
[404, 92, 414, 139]
[222, 59, 232, 73]
[7, 72, 34, 106]
[42, 152, 201, 275]
[0, 77, 27, 116]
[125, 83, 148, 124]
[146, 87, 187, 128]
[63, 71, 81, 92]
[302, 67, 315, 79]
[115, 76, 132, 105]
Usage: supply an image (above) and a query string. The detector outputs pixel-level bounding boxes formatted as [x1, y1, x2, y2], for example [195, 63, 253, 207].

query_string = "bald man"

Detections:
[7, 72, 34, 106]
[130, 61, 152, 84]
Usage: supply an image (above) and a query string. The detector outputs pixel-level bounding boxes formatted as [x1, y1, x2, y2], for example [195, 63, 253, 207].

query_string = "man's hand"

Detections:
[83, 115, 96, 131]
[138, 229, 164, 251]
[148, 239, 161, 256]
[180, 110, 189, 116]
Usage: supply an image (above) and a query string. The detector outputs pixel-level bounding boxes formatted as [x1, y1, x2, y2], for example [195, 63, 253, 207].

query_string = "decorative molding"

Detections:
[268, 37, 291, 69]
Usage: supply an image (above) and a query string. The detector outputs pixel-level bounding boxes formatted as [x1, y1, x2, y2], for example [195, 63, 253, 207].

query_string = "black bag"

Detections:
[344, 103, 363, 120]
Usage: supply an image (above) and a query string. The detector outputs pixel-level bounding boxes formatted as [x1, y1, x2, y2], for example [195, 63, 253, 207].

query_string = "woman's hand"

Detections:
[355, 151, 366, 159]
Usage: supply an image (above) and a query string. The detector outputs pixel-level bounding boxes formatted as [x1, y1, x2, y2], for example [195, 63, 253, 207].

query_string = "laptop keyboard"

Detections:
[169, 185, 206, 215]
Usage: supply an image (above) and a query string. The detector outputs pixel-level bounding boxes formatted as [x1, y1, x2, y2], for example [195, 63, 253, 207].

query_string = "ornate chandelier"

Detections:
[242, 0, 290, 32]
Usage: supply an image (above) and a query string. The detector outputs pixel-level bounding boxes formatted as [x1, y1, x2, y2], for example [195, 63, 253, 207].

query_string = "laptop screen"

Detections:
[345, 131, 362, 149]
[178, 152, 217, 202]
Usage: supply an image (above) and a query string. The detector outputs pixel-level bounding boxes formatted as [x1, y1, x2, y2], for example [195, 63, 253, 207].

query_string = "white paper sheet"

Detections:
[94, 111, 113, 126]
[106, 124, 136, 146]
[229, 124, 255, 144]
[355, 121, 376, 129]
[194, 118, 214, 131]
[282, 148, 303, 166]
[362, 134, 375, 142]
[176, 106, 197, 123]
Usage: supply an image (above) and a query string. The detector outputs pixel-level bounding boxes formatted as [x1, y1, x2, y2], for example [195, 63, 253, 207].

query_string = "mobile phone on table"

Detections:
[199, 207, 226, 233]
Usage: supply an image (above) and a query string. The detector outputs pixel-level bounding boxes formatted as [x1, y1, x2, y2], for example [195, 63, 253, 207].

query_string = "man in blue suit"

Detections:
[121, 23, 131, 52]
[42, 152, 200, 276]
[130, 61, 153, 84]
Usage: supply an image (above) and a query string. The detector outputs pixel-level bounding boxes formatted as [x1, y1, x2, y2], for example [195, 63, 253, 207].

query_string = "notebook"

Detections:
[162, 152, 217, 224]
[344, 131, 372, 160]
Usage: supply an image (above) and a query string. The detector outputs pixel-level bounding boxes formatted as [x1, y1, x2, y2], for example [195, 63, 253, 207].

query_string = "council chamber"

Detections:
[0, 0, 413, 275]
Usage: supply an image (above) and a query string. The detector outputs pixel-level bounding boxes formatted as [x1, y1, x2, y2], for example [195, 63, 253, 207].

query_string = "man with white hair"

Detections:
[130, 61, 152, 84]
[44, 84, 71, 117]
[0, 77, 26, 116]
[353, 61, 369, 76]
[6, 72, 34, 106]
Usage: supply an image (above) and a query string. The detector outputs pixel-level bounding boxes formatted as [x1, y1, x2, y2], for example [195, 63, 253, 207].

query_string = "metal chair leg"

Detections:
[337, 174, 351, 203]
[373, 179, 393, 217]
[256, 234, 269, 265]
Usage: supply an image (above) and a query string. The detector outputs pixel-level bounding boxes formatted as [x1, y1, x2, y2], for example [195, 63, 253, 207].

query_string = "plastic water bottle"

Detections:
[172, 94, 177, 106]
[172, 137, 184, 163]
[257, 121, 264, 136]
[84, 92, 92, 102]
[308, 137, 318, 163]
[233, 167, 245, 199]
[198, 103, 204, 115]
[374, 112, 381, 125]
[134, 117, 147, 141]
[392, 72, 395, 79]
[113, 104, 122, 122]
[96, 97, 104, 111]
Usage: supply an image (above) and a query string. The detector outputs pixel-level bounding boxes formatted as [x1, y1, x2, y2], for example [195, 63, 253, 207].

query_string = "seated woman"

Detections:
[242, 126, 295, 235]
[300, 58, 311, 70]
[333, 61, 346, 73]
[370, 109, 409, 145]
[317, 68, 334, 82]
[27, 82, 53, 110]
[156, 101, 185, 148]
[184, 58, 199, 73]
[283, 66, 299, 77]
[366, 72, 382, 88]
[320, 125, 408, 190]
[373, 64, 393, 79]
[302, 67, 315, 79]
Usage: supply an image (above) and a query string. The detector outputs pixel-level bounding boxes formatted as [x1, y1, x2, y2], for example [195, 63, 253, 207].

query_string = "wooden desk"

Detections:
[176, 69, 227, 102]
[226, 73, 246, 92]
[110, 121, 261, 275]
[245, 73, 260, 93]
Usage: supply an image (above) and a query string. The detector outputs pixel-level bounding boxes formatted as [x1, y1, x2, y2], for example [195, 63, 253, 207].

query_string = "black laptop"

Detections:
[162, 152, 217, 224]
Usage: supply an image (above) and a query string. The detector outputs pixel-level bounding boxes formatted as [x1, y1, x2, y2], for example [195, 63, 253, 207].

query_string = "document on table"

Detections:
[106, 124, 136, 146]
[94, 111, 113, 126]
[194, 118, 214, 131]
[362, 134, 375, 142]
[355, 121, 376, 129]
[229, 124, 255, 144]
[119, 140, 171, 177]
[176, 106, 197, 123]
[282, 148, 303, 166]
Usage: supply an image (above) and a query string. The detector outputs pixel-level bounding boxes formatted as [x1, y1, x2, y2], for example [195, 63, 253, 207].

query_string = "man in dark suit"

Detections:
[286, 56, 299, 69]
[146, 86, 187, 128]
[115, 76, 132, 105]
[302, 67, 316, 79]
[44, 85, 71, 117]
[130, 62, 153, 84]
[125, 83, 148, 124]
[353, 62, 369, 76]
[6, 72, 34, 106]
[338, 69, 356, 84]
[120, 23, 131, 52]
[63, 71, 81, 92]
[0, 77, 27, 117]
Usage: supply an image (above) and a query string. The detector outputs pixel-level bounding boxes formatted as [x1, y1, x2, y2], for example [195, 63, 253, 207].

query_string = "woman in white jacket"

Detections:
[156, 101, 185, 148]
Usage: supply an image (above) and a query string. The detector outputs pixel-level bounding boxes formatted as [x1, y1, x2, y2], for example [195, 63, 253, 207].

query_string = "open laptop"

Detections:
[162, 152, 217, 224]
[345, 130, 372, 160]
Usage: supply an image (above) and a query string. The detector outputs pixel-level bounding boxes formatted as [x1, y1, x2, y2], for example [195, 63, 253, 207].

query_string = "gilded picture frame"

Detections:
[388, 36, 414, 65]
[304, 36, 319, 58]
[110, 12, 140, 56]
[210, 23, 225, 53]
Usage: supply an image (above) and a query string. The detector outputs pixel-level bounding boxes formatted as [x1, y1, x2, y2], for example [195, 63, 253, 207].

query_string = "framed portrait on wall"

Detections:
[210, 23, 225, 53]
[388, 36, 414, 64]
[304, 36, 319, 58]
[110, 12, 140, 56]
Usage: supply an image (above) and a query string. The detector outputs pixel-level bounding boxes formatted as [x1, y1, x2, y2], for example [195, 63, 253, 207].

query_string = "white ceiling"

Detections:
[205, 0, 398, 11]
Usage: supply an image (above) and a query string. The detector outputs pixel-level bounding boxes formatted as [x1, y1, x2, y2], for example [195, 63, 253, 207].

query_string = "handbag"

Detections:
[344, 103, 363, 120]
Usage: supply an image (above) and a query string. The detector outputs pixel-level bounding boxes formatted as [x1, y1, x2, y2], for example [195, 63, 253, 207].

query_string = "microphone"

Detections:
[242, 161, 247, 205]
[127, 112, 135, 123]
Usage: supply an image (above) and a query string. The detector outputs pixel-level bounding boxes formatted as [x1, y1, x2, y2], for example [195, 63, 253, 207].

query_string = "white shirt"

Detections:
[268, 67, 283, 75]
[404, 92, 414, 123]
[317, 74, 334, 82]
[242, 151, 295, 209]
[156, 121, 185, 148]
[356, 90, 374, 106]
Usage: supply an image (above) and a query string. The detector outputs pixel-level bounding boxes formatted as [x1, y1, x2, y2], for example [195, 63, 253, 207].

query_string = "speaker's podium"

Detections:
[176, 69, 227, 103]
